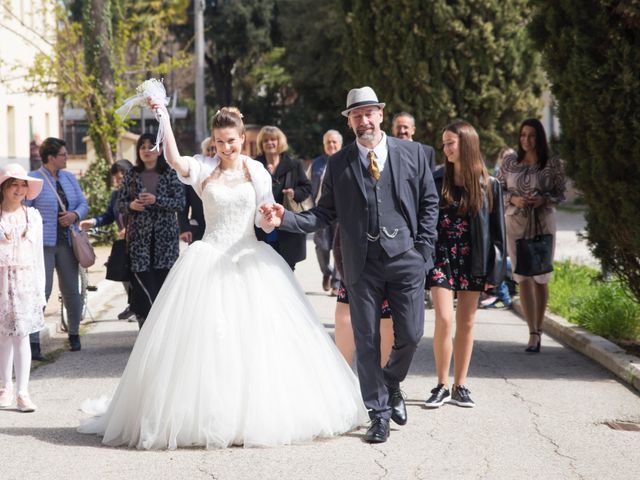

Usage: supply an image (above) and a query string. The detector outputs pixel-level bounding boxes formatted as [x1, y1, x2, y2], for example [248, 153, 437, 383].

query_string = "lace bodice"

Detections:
[200, 180, 257, 248]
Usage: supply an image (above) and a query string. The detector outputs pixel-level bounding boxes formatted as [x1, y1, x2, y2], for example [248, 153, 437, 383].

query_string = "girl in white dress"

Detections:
[0, 164, 45, 412]
[78, 107, 368, 449]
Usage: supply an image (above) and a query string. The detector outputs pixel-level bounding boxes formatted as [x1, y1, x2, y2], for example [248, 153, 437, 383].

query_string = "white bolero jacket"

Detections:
[176, 154, 276, 233]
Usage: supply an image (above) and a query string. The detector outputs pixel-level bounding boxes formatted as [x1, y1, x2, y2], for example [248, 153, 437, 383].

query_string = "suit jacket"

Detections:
[421, 143, 437, 173]
[280, 136, 439, 285]
[309, 154, 328, 203]
[178, 185, 205, 241]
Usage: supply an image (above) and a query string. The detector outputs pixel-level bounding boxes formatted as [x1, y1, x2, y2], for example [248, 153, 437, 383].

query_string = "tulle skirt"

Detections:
[78, 238, 368, 449]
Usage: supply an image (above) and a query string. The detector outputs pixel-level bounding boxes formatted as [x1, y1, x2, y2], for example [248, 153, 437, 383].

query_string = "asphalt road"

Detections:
[1, 210, 639, 480]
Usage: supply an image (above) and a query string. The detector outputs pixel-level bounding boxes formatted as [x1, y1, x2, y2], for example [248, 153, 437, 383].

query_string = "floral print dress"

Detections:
[428, 187, 485, 292]
[0, 207, 46, 336]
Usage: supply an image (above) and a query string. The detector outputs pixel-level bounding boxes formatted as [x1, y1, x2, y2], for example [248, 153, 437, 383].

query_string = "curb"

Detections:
[513, 299, 640, 393]
[39, 278, 124, 347]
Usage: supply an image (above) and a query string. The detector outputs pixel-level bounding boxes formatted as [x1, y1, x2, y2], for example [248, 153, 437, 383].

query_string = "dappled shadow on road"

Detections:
[32, 312, 629, 390]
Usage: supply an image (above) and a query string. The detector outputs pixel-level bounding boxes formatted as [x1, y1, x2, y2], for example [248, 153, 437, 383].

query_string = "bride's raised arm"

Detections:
[149, 102, 191, 178]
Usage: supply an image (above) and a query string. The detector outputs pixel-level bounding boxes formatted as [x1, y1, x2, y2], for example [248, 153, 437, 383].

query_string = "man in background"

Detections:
[391, 112, 436, 173]
[309, 130, 343, 294]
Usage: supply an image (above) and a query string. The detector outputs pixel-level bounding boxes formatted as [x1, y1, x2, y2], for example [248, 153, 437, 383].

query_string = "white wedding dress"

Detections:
[78, 169, 368, 449]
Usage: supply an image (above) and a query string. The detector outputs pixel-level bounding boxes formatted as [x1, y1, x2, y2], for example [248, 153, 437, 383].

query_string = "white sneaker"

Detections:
[17, 394, 37, 412]
[0, 387, 13, 408]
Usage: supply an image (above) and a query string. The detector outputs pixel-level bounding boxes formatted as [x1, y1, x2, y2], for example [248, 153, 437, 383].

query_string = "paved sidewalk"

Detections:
[1, 229, 639, 479]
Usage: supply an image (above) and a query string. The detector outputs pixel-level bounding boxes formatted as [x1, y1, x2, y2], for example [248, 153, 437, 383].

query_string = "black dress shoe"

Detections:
[363, 417, 390, 444]
[30, 343, 45, 361]
[68, 334, 81, 352]
[388, 386, 407, 425]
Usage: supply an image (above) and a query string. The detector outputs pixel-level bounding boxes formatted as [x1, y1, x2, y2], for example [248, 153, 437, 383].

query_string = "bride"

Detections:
[78, 107, 368, 449]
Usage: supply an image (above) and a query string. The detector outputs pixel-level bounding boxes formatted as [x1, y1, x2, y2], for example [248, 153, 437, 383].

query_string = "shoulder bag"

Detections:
[514, 207, 553, 276]
[282, 169, 313, 213]
[40, 169, 96, 268]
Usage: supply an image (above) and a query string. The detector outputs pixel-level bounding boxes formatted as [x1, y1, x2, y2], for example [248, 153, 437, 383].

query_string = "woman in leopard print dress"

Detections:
[118, 134, 185, 327]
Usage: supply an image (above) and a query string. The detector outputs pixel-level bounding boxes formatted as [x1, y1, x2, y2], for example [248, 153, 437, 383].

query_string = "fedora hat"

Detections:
[0, 163, 43, 200]
[341, 86, 386, 117]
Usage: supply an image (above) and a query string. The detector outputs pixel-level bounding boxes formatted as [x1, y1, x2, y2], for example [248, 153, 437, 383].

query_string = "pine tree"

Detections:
[341, 0, 545, 159]
[529, 0, 640, 302]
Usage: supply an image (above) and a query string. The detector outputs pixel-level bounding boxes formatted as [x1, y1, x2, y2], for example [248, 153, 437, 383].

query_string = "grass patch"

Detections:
[549, 261, 640, 341]
[556, 204, 587, 214]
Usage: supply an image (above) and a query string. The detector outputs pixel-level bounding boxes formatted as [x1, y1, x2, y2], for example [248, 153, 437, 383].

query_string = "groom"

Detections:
[262, 86, 438, 443]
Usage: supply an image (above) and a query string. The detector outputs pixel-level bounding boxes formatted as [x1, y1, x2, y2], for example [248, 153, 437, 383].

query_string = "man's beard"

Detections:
[356, 128, 375, 142]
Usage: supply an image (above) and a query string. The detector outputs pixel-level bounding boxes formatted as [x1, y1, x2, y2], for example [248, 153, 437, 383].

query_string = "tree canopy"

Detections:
[340, 0, 546, 160]
[27, 0, 190, 214]
[529, 0, 640, 302]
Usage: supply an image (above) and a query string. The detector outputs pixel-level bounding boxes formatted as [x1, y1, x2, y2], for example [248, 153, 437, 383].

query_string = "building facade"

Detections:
[0, 0, 59, 170]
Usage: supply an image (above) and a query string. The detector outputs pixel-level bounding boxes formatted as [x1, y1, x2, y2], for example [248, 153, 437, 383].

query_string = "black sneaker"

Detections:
[449, 385, 475, 408]
[424, 383, 451, 408]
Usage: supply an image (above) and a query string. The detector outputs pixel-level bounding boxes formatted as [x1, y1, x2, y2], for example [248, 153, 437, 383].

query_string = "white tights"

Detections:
[0, 335, 31, 396]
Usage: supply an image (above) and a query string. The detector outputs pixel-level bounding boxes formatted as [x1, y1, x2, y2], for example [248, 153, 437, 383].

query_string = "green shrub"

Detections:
[578, 284, 640, 341]
[530, 2, 640, 304]
[547, 261, 596, 322]
[548, 261, 640, 341]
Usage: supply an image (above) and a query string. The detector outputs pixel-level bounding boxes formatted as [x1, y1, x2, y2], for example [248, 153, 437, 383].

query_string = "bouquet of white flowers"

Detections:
[117, 78, 169, 152]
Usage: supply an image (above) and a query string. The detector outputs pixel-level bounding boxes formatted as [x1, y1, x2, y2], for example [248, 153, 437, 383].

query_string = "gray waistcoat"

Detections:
[362, 160, 413, 259]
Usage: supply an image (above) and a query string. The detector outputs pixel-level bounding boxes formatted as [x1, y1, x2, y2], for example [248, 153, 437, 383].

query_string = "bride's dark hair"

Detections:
[211, 107, 244, 133]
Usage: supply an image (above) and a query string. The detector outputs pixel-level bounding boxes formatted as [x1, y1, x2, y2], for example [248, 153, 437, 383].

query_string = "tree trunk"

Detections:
[82, 0, 116, 165]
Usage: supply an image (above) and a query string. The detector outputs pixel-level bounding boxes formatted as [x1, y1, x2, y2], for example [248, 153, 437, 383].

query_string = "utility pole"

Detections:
[194, 0, 207, 145]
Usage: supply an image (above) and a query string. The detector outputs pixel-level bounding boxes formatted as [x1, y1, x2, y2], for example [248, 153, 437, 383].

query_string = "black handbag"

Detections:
[514, 208, 554, 276]
[105, 239, 130, 281]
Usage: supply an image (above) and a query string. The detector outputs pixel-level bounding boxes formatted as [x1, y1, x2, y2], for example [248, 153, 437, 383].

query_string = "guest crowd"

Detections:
[0, 88, 565, 429]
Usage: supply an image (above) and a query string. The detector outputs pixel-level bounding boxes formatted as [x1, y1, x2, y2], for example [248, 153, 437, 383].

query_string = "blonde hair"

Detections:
[441, 120, 492, 215]
[256, 126, 288, 155]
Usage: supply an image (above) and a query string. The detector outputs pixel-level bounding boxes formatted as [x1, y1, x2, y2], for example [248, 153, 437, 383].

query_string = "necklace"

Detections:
[219, 165, 246, 179]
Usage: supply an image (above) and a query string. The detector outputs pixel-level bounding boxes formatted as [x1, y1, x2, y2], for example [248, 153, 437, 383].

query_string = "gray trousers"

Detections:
[30, 244, 83, 342]
[347, 247, 425, 419]
[313, 225, 340, 288]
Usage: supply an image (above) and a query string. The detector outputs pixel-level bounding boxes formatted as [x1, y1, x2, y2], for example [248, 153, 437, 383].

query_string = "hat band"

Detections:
[345, 100, 381, 111]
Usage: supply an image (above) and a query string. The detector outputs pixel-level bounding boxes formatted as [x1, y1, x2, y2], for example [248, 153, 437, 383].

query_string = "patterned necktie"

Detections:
[367, 150, 380, 181]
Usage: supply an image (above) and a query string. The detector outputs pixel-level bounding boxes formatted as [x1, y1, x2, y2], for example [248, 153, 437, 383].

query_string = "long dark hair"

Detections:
[134, 133, 168, 173]
[516, 118, 549, 170]
[441, 120, 492, 216]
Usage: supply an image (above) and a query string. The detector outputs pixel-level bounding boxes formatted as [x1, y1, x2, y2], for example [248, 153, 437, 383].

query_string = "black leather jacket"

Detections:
[433, 168, 506, 285]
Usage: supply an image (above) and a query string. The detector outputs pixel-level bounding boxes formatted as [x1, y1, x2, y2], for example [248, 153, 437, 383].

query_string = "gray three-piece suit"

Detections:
[280, 135, 439, 419]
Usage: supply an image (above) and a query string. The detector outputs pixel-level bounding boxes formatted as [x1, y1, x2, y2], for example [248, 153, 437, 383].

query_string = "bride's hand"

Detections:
[260, 203, 284, 228]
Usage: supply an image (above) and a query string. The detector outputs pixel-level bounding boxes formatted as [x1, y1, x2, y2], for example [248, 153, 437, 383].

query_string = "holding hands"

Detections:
[259, 203, 285, 229]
